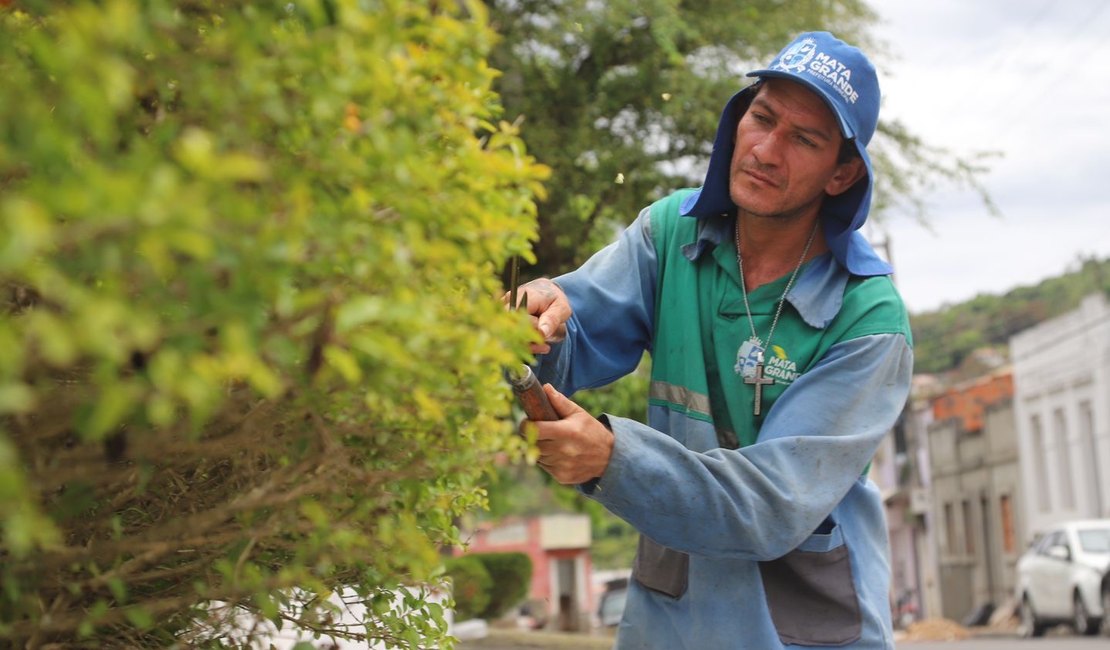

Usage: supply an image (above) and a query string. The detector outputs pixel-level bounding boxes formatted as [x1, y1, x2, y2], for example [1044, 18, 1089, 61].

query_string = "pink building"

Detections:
[460, 514, 593, 630]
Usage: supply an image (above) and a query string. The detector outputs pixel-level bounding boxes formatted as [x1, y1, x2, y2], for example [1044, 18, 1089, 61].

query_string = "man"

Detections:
[518, 32, 912, 648]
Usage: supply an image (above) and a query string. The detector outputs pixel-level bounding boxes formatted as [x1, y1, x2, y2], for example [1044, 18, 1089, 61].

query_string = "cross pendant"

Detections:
[744, 361, 775, 416]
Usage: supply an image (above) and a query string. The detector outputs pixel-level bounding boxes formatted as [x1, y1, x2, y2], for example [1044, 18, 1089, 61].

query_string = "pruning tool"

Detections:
[505, 256, 559, 422]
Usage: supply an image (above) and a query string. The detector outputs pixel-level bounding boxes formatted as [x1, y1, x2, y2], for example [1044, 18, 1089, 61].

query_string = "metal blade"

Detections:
[508, 255, 520, 311]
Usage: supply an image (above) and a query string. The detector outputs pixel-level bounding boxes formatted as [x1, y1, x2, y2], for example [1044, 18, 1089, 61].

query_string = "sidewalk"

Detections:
[459, 621, 1024, 649]
[457, 628, 614, 650]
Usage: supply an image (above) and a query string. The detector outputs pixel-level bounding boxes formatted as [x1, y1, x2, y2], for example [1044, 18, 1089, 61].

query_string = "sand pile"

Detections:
[901, 618, 972, 641]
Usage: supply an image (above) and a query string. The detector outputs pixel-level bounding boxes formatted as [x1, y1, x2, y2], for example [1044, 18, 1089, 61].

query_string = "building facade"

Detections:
[870, 406, 921, 625]
[460, 514, 594, 630]
[869, 373, 949, 626]
[908, 375, 943, 622]
[1011, 293, 1110, 539]
[926, 370, 1025, 622]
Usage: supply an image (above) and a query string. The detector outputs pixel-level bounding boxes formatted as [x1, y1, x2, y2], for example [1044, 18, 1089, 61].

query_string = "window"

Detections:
[1077, 528, 1110, 553]
[1000, 494, 1016, 554]
[962, 499, 975, 555]
[1054, 408, 1076, 509]
[944, 502, 956, 554]
[1079, 401, 1104, 516]
[1038, 531, 1065, 556]
[1031, 415, 1051, 512]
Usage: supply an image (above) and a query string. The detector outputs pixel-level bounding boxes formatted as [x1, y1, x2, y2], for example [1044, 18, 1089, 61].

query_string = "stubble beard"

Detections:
[731, 184, 824, 227]
[729, 155, 827, 226]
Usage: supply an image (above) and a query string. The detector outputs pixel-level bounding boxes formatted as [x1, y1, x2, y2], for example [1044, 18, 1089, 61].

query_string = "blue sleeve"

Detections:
[535, 206, 657, 396]
[587, 332, 913, 560]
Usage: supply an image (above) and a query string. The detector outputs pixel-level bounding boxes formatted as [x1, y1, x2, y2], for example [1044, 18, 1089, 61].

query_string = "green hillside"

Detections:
[909, 256, 1110, 375]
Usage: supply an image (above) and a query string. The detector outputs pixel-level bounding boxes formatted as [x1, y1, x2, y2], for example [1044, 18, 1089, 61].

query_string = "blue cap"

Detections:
[748, 31, 880, 146]
[680, 32, 891, 277]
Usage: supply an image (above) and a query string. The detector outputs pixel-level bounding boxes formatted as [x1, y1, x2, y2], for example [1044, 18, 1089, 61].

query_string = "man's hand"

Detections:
[527, 383, 614, 486]
[505, 278, 571, 355]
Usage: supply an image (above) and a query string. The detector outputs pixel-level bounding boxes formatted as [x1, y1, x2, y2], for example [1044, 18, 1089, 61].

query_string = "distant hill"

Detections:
[909, 256, 1110, 375]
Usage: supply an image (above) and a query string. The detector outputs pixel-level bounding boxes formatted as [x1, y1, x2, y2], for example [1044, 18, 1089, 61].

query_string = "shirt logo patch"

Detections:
[734, 339, 763, 378]
[764, 346, 800, 385]
[735, 343, 800, 386]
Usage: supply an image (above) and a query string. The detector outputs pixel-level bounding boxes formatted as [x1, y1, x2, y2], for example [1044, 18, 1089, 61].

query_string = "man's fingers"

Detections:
[542, 383, 582, 419]
[537, 316, 563, 342]
[536, 304, 570, 342]
[530, 388, 613, 485]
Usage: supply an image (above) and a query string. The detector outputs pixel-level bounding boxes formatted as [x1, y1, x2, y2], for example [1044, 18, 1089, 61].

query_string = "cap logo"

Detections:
[810, 52, 859, 104]
[771, 37, 861, 105]
[773, 37, 817, 73]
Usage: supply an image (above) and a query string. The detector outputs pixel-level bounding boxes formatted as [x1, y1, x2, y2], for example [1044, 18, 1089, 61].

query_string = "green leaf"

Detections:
[212, 153, 271, 182]
[124, 607, 153, 630]
[77, 381, 139, 440]
[336, 296, 385, 332]
[107, 577, 127, 603]
[26, 312, 77, 366]
[0, 197, 53, 272]
[323, 345, 363, 383]
[48, 480, 98, 522]
[299, 499, 329, 527]
[0, 383, 34, 414]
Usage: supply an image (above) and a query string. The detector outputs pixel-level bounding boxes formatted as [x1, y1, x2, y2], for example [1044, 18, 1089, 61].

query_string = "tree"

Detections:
[484, 0, 995, 277]
[0, 1, 547, 647]
[909, 256, 1110, 375]
[473, 552, 532, 620]
[443, 556, 492, 622]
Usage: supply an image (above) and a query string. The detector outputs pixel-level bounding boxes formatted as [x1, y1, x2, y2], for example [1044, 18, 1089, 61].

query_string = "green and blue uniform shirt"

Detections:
[537, 189, 913, 649]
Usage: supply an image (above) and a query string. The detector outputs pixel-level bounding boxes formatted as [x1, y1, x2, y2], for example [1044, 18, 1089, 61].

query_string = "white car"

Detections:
[1016, 519, 1110, 637]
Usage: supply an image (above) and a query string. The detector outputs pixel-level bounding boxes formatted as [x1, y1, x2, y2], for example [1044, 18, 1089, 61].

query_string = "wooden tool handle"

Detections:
[509, 365, 559, 421]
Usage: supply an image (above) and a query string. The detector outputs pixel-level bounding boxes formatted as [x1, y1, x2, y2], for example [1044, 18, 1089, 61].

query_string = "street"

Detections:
[459, 627, 1110, 649]
[901, 637, 1109, 649]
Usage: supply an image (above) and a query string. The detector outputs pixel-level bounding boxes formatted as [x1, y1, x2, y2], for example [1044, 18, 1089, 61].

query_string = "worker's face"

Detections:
[728, 78, 864, 221]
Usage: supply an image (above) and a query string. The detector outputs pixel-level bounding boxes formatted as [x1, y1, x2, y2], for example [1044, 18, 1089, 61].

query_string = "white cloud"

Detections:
[873, 0, 1110, 313]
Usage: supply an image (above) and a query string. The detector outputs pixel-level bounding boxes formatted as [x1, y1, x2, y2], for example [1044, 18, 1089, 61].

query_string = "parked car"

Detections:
[597, 577, 628, 628]
[1102, 567, 1110, 637]
[1016, 519, 1110, 637]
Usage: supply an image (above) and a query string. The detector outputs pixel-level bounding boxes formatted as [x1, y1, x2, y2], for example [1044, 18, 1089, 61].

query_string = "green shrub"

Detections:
[443, 555, 493, 622]
[0, 0, 547, 647]
[474, 552, 533, 619]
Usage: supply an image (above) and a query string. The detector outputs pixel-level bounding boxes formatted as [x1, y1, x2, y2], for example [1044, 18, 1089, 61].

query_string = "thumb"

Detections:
[543, 383, 583, 419]
[535, 299, 570, 342]
[537, 315, 557, 339]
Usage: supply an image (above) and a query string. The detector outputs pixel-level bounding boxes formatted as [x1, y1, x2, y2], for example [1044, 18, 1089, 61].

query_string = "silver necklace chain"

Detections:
[735, 218, 819, 354]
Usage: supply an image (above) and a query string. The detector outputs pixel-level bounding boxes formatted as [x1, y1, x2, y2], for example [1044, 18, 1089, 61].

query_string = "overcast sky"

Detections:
[866, 0, 1110, 314]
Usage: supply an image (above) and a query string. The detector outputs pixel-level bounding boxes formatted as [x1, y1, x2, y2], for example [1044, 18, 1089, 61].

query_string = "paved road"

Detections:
[459, 625, 612, 647]
[458, 628, 613, 649]
[459, 627, 1110, 649]
[900, 636, 1109, 649]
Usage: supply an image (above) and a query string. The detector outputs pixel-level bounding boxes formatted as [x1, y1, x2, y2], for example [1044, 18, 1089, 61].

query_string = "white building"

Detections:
[1011, 293, 1110, 541]
[869, 374, 944, 626]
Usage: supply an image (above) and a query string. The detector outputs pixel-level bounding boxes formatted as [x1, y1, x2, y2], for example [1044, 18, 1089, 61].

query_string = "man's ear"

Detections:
[825, 158, 866, 197]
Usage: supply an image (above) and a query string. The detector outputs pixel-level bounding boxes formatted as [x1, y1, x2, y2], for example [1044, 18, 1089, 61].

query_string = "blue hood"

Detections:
[679, 84, 892, 277]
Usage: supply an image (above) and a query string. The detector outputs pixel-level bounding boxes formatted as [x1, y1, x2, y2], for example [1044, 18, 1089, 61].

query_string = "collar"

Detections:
[682, 213, 847, 329]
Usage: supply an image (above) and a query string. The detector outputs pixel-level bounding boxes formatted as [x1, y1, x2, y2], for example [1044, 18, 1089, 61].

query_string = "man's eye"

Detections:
[797, 136, 817, 148]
